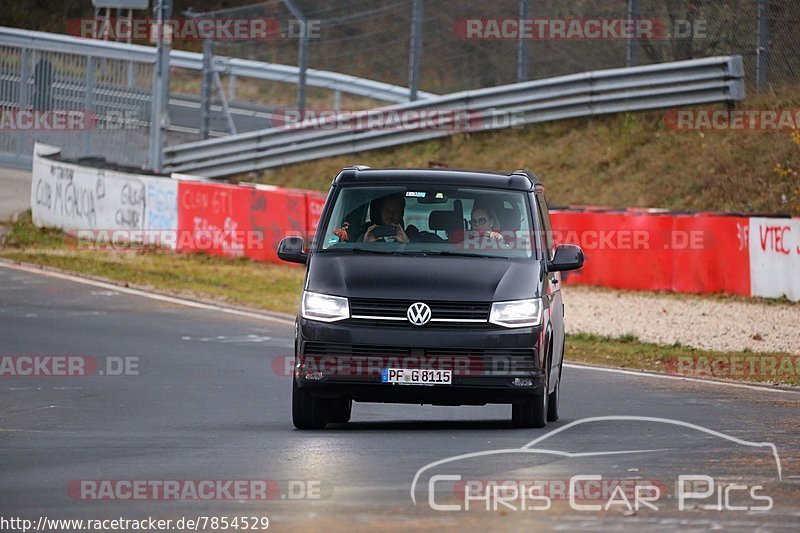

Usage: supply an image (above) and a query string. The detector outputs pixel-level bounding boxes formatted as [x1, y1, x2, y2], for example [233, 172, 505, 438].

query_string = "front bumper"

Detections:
[294, 317, 545, 406]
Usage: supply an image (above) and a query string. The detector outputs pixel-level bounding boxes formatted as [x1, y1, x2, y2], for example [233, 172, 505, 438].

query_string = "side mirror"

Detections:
[277, 236, 308, 264]
[547, 244, 584, 272]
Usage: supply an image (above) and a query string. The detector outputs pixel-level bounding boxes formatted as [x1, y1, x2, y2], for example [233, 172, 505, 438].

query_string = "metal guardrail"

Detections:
[164, 56, 745, 178]
[0, 26, 432, 103]
[0, 27, 158, 169]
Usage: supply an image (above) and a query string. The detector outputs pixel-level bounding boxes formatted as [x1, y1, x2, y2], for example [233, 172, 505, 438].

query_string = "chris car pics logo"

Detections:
[411, 416, 781, 513]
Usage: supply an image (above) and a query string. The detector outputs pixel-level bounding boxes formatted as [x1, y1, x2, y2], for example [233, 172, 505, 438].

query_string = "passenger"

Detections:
[470, 202, 510, 248]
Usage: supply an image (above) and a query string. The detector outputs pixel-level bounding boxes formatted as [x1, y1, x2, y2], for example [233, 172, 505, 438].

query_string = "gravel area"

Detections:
[563, 286, 800, 355]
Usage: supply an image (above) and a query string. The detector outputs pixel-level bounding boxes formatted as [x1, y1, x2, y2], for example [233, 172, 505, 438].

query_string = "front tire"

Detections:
[547, 362, 561, 422]
[328, 398, 352, 423]
[512, 374, 548, 428]
[292, 379, 328, 429]
[513, 339, 553, 428]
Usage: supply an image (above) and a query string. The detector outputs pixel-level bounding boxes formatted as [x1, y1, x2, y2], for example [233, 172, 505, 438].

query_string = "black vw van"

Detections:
[278, 167, 583, 429]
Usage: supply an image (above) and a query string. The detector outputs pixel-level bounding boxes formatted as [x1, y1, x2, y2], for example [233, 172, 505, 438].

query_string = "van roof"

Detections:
[332, 167, 539, 191]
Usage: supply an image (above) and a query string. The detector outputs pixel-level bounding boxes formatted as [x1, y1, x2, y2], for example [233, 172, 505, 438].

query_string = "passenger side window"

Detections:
[535, 192, 555, 260]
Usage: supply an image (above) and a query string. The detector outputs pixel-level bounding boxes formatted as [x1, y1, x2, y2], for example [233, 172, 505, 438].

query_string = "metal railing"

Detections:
[169, 52, 437, 105]
[0, 27, 432, 103]
[164, 56, 745, 178]
[0, 28, 156, 170]
[0, 26, 432, 170]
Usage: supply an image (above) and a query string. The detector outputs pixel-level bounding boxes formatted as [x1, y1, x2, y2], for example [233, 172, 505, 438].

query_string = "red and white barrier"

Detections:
[176, 181, 307, 263]
[549, 212, 753, 296]
[749, 218, 800, 301]
[31, 143, 178, 248]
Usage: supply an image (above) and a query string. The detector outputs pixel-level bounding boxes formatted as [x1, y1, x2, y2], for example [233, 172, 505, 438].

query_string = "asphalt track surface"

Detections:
[0, 168, 31, 221]
[1, 263, 799, 532]
[167, 95, 281, 137]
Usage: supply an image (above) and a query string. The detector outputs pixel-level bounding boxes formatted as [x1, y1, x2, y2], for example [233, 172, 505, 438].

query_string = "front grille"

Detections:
[346, 319, 493, 329]
[304, 343, 411, 357]
[349, 298, 490, 326]
[301, 343, 537, 376]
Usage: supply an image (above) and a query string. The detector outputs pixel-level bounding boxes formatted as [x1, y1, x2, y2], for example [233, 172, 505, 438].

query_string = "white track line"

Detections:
[2, 260, 798, 394]
[565, 362, 800, 395]
[0, 260, 295, 326]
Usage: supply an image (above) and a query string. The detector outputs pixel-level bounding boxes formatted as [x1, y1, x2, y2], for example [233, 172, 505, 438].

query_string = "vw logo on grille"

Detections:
[406, 302, 432, 326]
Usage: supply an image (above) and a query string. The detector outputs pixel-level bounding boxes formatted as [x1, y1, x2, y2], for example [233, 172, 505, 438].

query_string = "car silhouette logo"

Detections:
[407, 302, 432, 326]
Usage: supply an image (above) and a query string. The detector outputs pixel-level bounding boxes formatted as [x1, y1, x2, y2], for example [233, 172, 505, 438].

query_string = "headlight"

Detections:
[301, 291, 349, 322]
[489, 298, 543, 328]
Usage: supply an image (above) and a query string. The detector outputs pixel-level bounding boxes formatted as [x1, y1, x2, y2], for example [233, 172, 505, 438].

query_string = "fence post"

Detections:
[333, 89, 341, 112]
[756, 0, 769, 93]
[281, 0, 308, 114]
[16, 48, 31, 159]
[228, 74, 237, 101]
[408, 0, 423, 100]
[200, 36, 214, 140]
[626, 0, 639, 67]
[84, 56, 95, 156]
[126, 8, 135, 87]
[297, 28, 309, 114]
[18, 49, 31, 108]
[32, 56, 52, 110]
[213, 71, 237, 135]
[148, 0, 172, 172]
[516, 0, 531, 82]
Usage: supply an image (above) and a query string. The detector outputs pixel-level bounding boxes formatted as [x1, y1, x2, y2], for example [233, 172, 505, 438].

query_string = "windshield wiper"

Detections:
[419, 250, 507, 259]
[346, 247, 403, 254]
[329, 248, 505, 258]
[349, 249, 450, 258]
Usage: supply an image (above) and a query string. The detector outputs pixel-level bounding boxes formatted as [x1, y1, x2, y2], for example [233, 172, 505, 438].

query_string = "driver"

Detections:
[361, 193, 444, 244]
[363, 193, 410, 243]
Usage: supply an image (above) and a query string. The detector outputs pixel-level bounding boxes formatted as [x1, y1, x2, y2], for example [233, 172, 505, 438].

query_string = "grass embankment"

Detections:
[0, 212, 304, 315]
[568, 333, 799, 387]
[3, 213, 797, 387]
[249, 90, 800, 216]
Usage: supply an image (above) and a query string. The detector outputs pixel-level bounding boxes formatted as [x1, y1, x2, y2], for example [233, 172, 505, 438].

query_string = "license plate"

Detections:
[381, 368, 452, 385]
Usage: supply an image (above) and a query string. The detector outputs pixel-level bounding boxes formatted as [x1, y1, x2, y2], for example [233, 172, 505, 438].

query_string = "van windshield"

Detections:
[316, 186, 537, 259]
